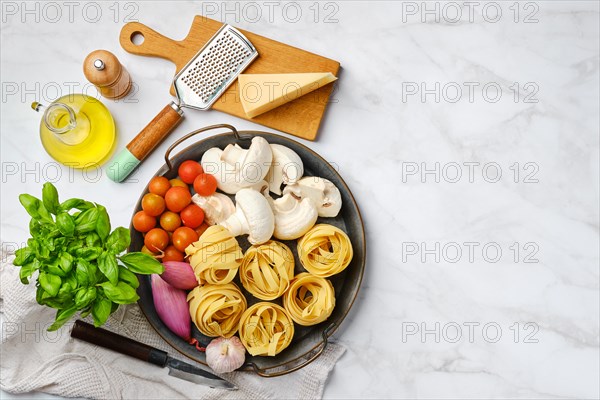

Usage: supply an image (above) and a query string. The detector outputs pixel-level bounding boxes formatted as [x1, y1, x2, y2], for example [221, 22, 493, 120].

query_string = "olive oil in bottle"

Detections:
[34, 94, 116, 168]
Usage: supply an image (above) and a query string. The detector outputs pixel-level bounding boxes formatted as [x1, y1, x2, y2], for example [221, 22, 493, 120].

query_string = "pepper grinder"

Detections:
[83, 50, 132, 100]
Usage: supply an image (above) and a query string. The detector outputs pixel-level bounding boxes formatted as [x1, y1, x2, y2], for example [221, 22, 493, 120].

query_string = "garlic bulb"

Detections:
[206, 336, 246, 373]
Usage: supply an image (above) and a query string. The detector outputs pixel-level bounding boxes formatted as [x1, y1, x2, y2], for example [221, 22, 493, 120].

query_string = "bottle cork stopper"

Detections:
[83, 50, 132, 100]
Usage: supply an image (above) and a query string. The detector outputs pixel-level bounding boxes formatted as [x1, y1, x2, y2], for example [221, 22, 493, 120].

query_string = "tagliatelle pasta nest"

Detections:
[297, 224, 353, 277]
[187, 282, 247, 338]
[238, 302, 295, 356]
[283, 273, 335, 326]
[186, 225, 243, 285]
[240, 241, 295, 300]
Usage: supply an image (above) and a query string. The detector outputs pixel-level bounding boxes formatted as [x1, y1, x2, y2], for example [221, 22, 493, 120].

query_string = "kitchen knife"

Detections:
[71, 320, 236, 390]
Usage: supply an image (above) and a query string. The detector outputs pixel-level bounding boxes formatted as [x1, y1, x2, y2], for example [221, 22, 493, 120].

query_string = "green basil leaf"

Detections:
[42, 182, 60, 214]
[106, 227, 131, 254]
[119, 252, 163, 275]
[99, 281, 139, 304]
[36, 285, 45, 304]
[14, 247, 33, 266]
[85, 232, 102, 248]
[56, 212, 75, 236]
[58, 252, 74, 274]
[45, 260, 67, 277]
[75, 287, 97, 308]
[60, 198, 94, 212]
[75, 247, 102, 261]
[92, 297, 112, 327]
[118, 267, 140, 289]
[19, 194, 54, 224]
[29, 219, 42, 237]
[75, 259, 96, 287]
[19, 259, 40, 284]
[39, 272, 61, 297]
[48, 306, 78, 332]
[80, 307, 92, 318]
[74, 208, 99, 233]
[96, 205, 111, 242]
[98, 251, 119, 285]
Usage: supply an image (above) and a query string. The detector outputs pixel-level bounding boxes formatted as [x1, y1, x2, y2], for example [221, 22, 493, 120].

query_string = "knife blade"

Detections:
[71, 320, 236, 390]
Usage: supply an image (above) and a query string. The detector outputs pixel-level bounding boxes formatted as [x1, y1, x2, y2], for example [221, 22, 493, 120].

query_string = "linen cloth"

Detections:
[0, 245, 345, 399]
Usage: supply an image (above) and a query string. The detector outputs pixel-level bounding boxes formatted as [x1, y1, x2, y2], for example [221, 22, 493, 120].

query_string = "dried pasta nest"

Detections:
[187, 282, 247, 338]
[283, 273, 335, 326]
[186, 225, 243, 285]
[238, 302, 295, 356]
[297, 224, 353, 277]
[240, 240, 295, 300]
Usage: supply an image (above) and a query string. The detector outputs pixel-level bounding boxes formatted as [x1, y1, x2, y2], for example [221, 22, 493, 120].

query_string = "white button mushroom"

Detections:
[271, 193, 318, 240]
[200, 137, 273, 195]
[219, 188, 275, 245]
[264, 144, 304, 195]
[191, 193, 235, 225]
[283, 176, 342, 218]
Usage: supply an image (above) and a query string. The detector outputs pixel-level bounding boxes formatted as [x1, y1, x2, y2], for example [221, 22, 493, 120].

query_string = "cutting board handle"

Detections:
[120, 22, 185, 65]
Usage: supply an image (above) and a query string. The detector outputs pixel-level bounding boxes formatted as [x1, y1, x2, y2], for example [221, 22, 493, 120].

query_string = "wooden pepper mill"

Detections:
[83, 50, 132, 100]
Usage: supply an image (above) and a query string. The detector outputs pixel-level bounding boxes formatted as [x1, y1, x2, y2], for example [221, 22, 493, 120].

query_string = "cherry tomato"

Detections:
[142, 193, 165, 217]
[160, 211, 182, 232]
[178, 160, 204, 184]
[169, 178, 188, 188]
[193, 173, 218, 196]
[161, 245, 185, 262]
[141, 245, 157, 256]
[165, 186, 191, 212]
[195, 222, 210, 238]
[144, 228, 170, 252]
[148, 176, 171, 197]
[180, 204, 204, 228]
[132, 211, 156, 233]
[172, 226, 199, 252]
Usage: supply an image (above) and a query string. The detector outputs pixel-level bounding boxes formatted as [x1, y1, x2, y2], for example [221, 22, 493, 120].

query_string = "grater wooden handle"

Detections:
[126, 102, 184, 161]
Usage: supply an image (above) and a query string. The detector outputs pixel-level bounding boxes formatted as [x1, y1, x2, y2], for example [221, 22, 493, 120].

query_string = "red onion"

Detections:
[151, 274, 191, 340]
[161, 261, 197, 290]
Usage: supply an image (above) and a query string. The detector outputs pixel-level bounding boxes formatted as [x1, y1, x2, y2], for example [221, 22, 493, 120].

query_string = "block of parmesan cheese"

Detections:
[238, 73, 337, 118]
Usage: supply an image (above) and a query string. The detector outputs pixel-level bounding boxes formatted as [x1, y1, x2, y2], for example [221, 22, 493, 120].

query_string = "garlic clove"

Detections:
[206, 336, 246, 373]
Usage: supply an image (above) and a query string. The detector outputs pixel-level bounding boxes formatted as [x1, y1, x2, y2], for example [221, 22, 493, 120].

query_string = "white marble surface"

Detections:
[1, 1, 599, 399]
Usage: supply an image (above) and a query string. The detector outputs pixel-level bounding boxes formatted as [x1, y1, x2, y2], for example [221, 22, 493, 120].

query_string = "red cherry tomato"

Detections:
[161, 245, 185, 262]
[132, 211, 156, 233]
[172, 227, 199, 252]
[169, 178, 188, 188]
[148, 176, 171, 197]
[193, 173, 218, 196]
[165, 186, 191, 212]
[180, 204, 205, 228]
[159, 211, 182, 232]
[195, 222, 210, 238]
[142, 193, 165, 217]
[144, 228, 170, 252]
[178, 160, 204, 184]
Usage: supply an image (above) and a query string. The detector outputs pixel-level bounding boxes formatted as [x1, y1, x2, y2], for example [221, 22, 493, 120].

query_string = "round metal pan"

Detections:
[128, 124, 365, 376]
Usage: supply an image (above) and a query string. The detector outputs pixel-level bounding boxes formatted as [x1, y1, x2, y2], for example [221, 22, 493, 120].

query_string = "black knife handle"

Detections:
[71, 320, 168, 367]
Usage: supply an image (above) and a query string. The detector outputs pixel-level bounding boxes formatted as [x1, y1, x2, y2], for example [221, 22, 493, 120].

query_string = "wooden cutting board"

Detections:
[119, 16, 340, 141]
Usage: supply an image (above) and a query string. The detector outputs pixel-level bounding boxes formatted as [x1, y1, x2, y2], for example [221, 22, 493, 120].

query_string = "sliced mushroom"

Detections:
[283, 177, 342, 218]
[271, 193, 318, 240]
[200, 137, 273, 195]
[191, 193, 235, 225]
[219, 188, 274, 245]
[264, 144, 304, 195]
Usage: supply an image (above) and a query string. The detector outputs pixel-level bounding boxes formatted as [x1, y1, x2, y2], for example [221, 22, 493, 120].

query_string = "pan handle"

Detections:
[244, 323, 336, 378]
[164, 124, 249, 172]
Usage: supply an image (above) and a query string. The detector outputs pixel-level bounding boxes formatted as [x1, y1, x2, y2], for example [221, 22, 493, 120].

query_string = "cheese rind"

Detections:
[238, 72, 337, 118]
